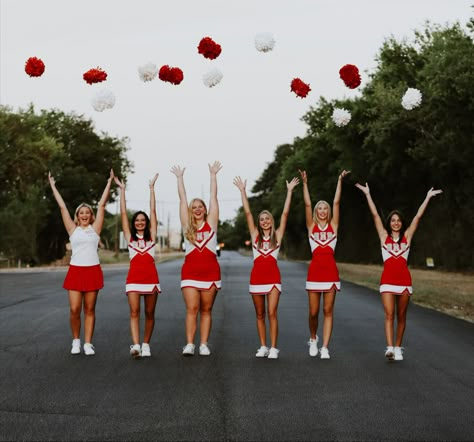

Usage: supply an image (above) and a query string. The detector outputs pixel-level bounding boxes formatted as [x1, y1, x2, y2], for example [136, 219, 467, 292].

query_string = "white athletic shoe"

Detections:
[385, 346, 395, 361]
[141, 343, 151, 357]
[71, 339, 81, 355]
[130, 344, 141, 358]
[394, 346, 404, 361]
[83, 343, 95, 356]
[199, 344, 211, 356]
[182, 343, 195, 356]
[308, 336, 319, 357]
[320, 347, 330, 359]
[267, 347, 280, 359]
[255, 346, 270, 358]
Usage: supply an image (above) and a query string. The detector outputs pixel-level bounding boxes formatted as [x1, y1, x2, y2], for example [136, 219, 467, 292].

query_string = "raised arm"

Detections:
[276, 177, 300, 243]
[92, 169, 114, 235]
[233, 176, 257, 239]
[298, 170, 314, 231]
[114, 176, 131, 242]
[331, 170, 350, 231]
[170, 165, 189, 228]
[404, 187, 443, 241]
[48, 172, 76, 236]
[355, 182, 386, 243]
[207, 161, 222, 231]
[149, 173, 159, 242]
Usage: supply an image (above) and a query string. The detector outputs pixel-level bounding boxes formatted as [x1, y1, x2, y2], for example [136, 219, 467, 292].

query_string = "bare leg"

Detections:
[128, 292, 141, 345]
[143, 292, 158, 344]
[267, 288, 281, 348]
[307, 291, 322, 340]
[83, 291, 98, 343]
[199, 288, 218, 344]
[322, 289, 336, 348]
[381, 292, 396, 347]
[68, 290, 83, 339]
[252, 295, 267, 346]
[182, 288, 200, 344]
[395, 293, 410, 346]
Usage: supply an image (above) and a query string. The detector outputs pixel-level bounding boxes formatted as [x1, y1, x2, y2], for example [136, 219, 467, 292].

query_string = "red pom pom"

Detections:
[25, 57, 45, 77]
[159, 65, 184, 85]
[159, 65, 172, 82]
[290, 78, 311, 98]
[83, 67, 108, 85]
[169, 67, 184, 85]
[339, 64, 361, 89]
[197, 37, 222, 60]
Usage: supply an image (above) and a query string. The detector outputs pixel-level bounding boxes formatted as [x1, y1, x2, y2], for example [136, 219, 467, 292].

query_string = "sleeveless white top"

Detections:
[69, 226, 100, 266]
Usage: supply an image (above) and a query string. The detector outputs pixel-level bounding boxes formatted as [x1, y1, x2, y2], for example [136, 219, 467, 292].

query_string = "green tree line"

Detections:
[0, 106, 133, 265]
[223, 18, 474, 271]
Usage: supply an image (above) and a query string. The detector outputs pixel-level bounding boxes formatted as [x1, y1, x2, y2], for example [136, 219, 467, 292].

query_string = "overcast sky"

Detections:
[1, 0, 471, 228]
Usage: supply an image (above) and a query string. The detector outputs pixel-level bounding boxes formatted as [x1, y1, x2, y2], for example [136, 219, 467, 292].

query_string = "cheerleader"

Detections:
[356, 183, 442, 361]
[299, 169, 350, 360]
[233, 175, 299, 359]
[171, 162, 222, 356]
[115, 174, 160, 358]
[48, 169, 114, 356]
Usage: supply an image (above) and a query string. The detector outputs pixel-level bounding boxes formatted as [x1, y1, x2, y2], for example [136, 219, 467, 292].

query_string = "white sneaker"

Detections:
[394, 346, 404, 361]
[141, 343, 151, 357]
[385, 346, 395, 361]
[267, 347, 280, 359]
[130, 344, 141, 358]
[320, 347, 330, 359]
[83, 343, 95, 356]
[255, 346, 270, 358]
[182, 343, 195, 356]
[199, 344, 211, 356]
[308, 336, 319, 357]
[71, 339, 81, 355]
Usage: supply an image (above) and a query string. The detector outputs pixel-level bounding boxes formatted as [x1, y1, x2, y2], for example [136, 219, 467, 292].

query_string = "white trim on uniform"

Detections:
[306, 281, 341, 291]
[181, 280, 222, 290]
[249, 283, 282, 295]
[126, 283, 161, 294]
[380, 284, 413, 295]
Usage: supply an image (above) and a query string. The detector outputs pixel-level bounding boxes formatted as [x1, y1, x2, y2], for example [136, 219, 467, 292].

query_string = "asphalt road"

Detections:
[0, 251, 473, 441]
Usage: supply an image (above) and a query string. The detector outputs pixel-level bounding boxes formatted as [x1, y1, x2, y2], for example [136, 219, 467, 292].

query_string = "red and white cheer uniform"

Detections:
[181, 222, 221, 290]
[306, 223, 341, 292]
[125, 235, 160, 295]
[63, 225, 104, 292]
[249, 236, 281, 295]
[380, 235, 412, 295]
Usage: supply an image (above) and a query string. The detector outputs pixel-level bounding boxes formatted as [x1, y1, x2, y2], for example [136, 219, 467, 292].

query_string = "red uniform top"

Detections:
[249, 236, 281, 295]
[181, 222, 221, 290]
[126, 235, 160, 294]
[306, 223, 340, 292]
[380, 235, 412, 295]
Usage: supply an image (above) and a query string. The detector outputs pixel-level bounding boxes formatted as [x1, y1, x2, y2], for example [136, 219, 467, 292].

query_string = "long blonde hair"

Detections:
[313, 200, 332, 225]
[185, 198, 207, 243]
[74, 203, 95, 226]
[256, 210, 278, 249]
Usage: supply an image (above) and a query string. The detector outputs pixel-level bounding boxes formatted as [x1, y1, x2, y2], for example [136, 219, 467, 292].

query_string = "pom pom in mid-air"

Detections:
[198, 37, 222, 60]
[291, 78, 311, 98]
[339, 64, 361, 89]
[91, 89, 116, 112]
[401, 88, 422, 110]
[202, 68, 223, 88]
[159, 65, 184, 85]
[25, 57, 45, 77]
[255, 33, 275, 53]
[138, 63, 158, 82]
[83, 67, 108, 85]
[332, 108, 352, 127]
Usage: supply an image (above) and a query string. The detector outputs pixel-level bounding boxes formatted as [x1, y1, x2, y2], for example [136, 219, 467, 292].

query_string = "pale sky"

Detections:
[1, 0, 471, 229]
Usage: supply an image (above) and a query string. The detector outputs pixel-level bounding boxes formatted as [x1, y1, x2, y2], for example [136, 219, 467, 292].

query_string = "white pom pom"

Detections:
[138, 62, 158, 82]
[332, 108, 352, 127]
[255, 32, 275, 53]
[401, 88, 422, 110]
[203, 68, 223, 88]
[91, 89, 116, 112]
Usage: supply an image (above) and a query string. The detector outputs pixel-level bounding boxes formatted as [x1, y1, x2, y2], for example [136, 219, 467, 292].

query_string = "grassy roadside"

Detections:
[338, 262, 473, 323]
